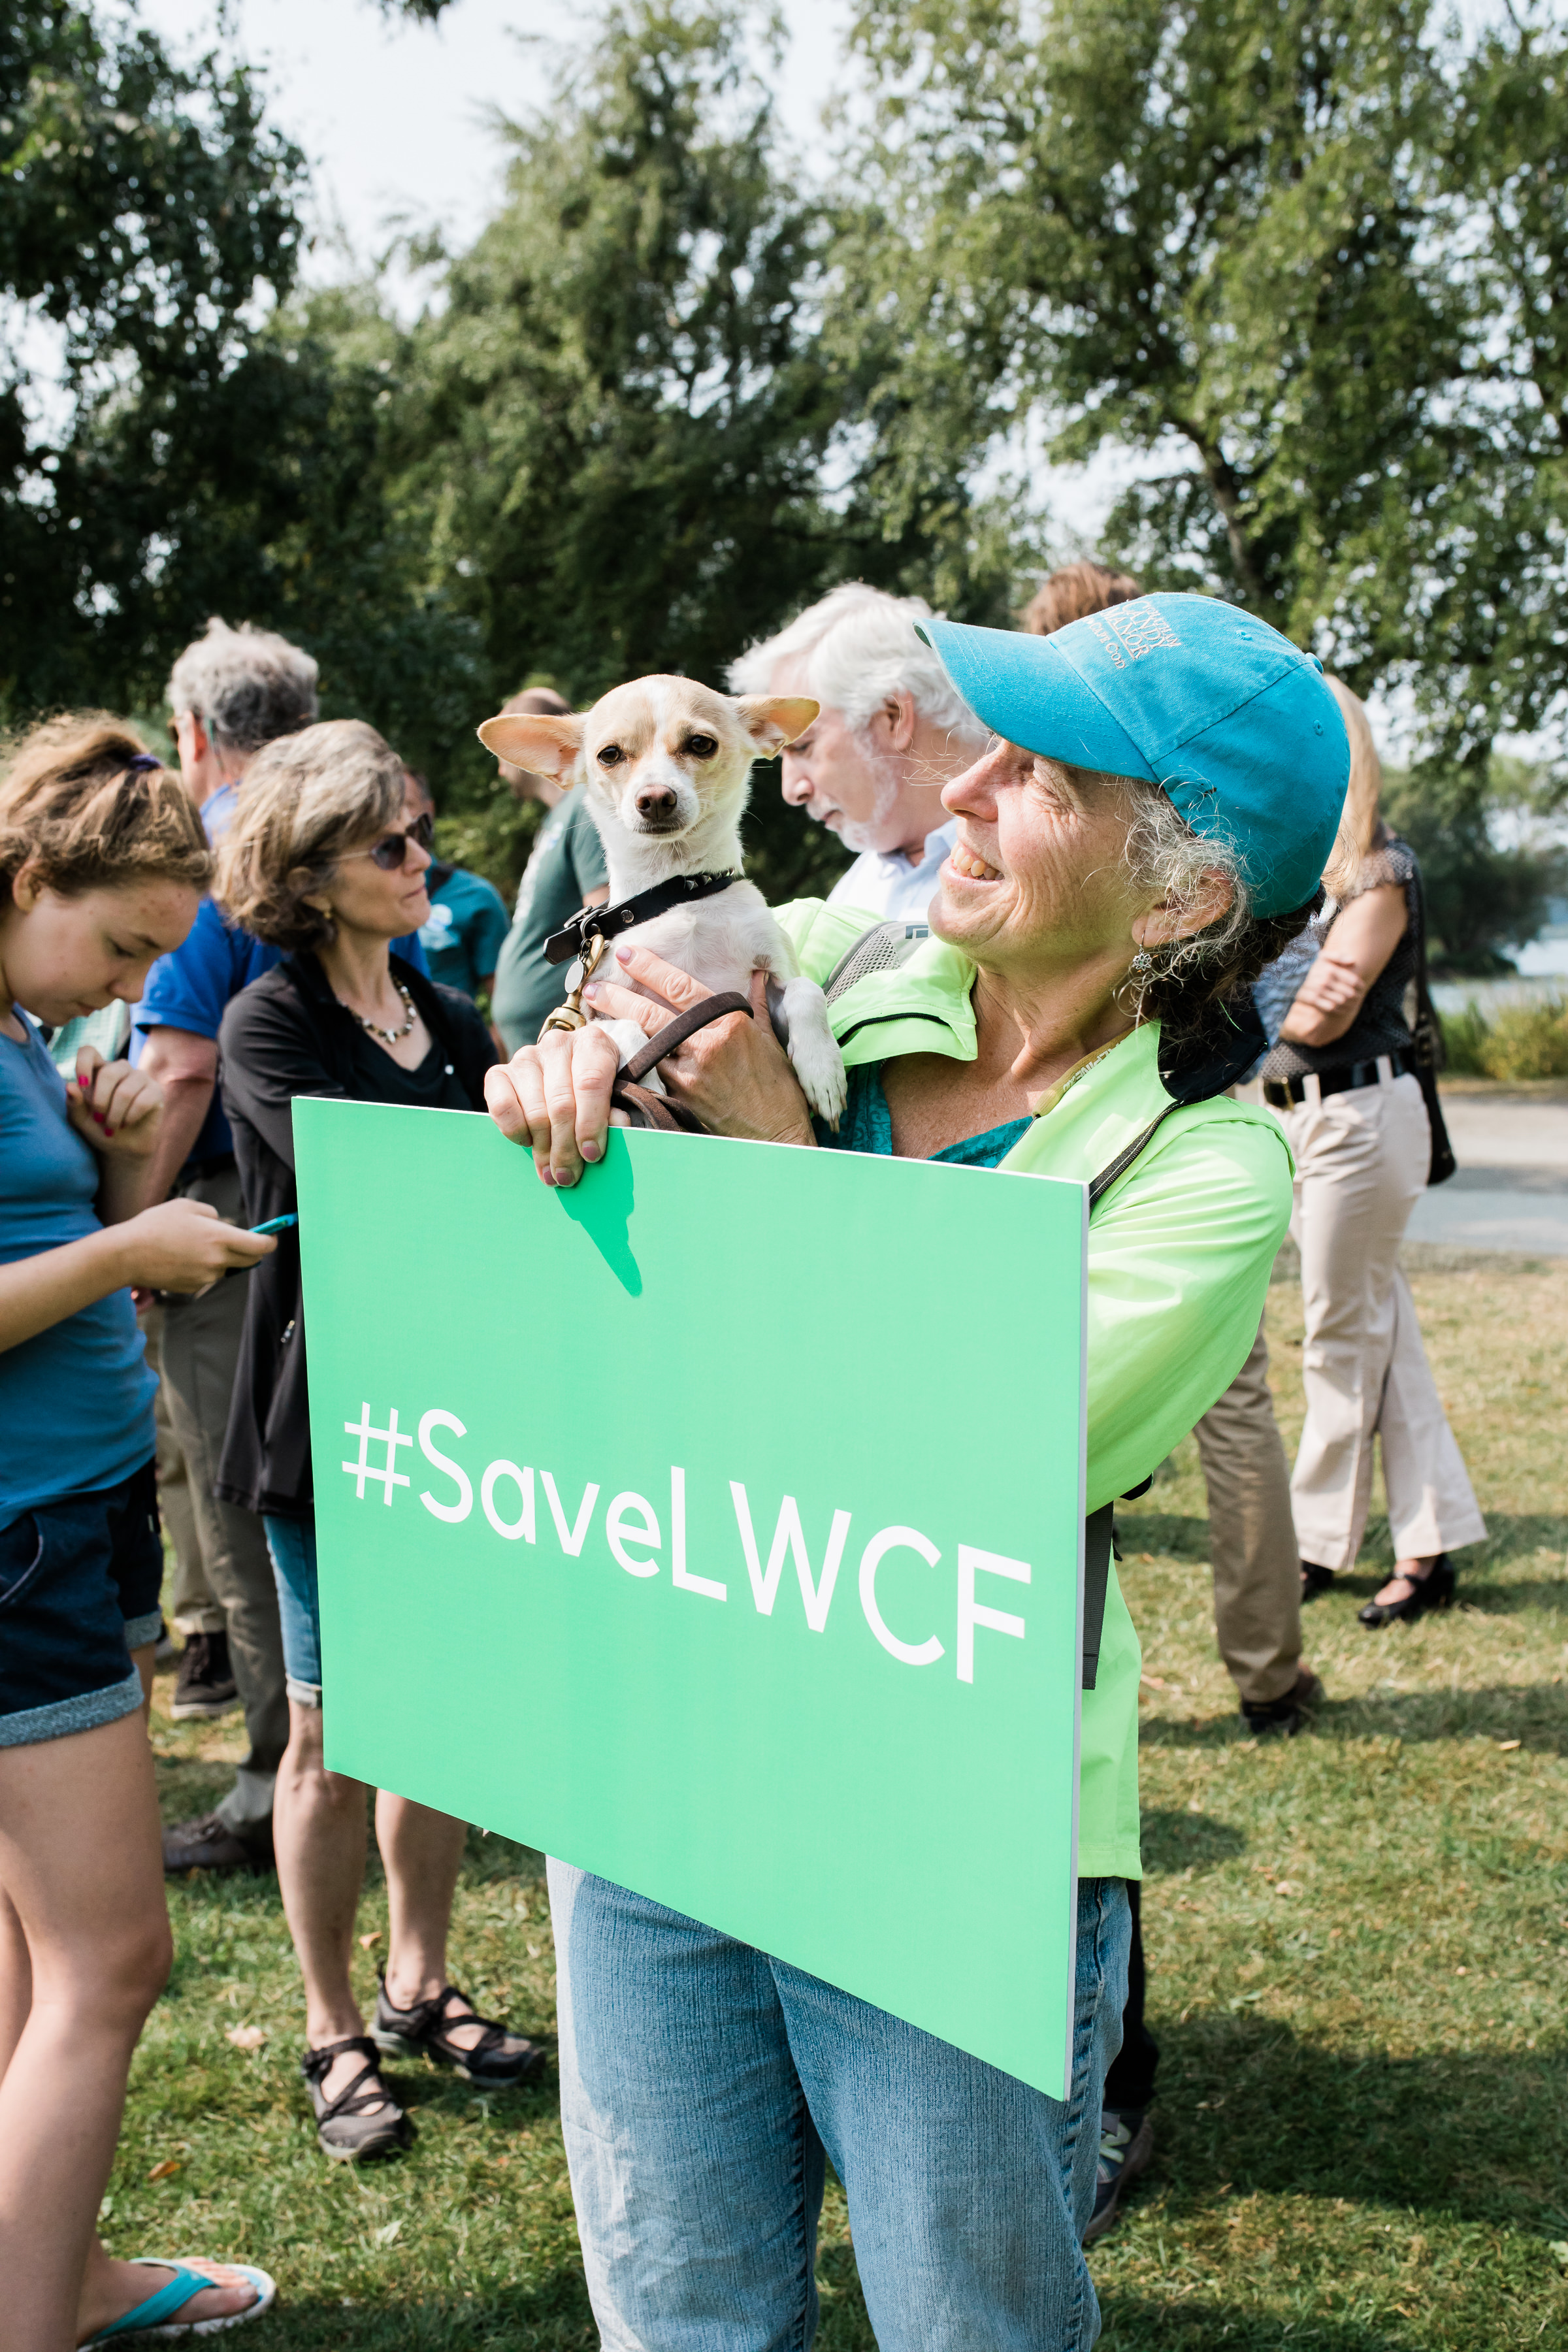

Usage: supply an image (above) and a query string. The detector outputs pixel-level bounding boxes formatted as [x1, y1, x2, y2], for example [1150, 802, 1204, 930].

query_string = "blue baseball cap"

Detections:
[917, 594, 1349, 917]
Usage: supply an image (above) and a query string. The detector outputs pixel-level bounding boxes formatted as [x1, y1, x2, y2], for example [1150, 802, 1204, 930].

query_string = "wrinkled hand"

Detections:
[484, 942, 815, 1188]
[118, 1199, 276, 1296]
[66, 1047, 165, 1158]
[1291, 951, 1365, 1017]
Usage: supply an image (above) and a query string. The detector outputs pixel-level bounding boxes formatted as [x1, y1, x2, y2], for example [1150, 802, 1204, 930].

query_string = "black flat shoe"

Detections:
[1241, 1668, 1325, 1739]
[1300, 1562, 1336, 1601]
[372, 1974, 547, 2087]
[1358, 1554, 1455, 1628]
[301, 2036, 414, 2161]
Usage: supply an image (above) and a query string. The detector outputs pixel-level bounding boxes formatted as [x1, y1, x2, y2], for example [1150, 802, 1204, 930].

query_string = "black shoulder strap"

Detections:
[1086, 1103, 1179, 1210]
[1080, 1107, 1179, 1684]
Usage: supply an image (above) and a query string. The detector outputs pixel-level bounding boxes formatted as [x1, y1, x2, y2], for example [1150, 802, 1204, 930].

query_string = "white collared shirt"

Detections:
[824, 818, 957, 924]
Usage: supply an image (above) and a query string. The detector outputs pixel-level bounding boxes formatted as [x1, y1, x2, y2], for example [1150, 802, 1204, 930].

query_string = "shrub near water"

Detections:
[1441, 996, 1568, 1081]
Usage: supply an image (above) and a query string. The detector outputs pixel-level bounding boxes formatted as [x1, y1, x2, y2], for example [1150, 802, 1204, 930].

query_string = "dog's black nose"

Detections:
[636, 787, 679, 821]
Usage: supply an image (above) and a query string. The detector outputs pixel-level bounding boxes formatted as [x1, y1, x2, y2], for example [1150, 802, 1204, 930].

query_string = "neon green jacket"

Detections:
[779, 901, 1295, 1879]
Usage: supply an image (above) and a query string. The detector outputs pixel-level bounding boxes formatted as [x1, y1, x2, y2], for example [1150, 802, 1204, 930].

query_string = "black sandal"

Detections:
[300, 2035, 414, 2162]
[372, 1974, 546, 2087]
[1358, 1553, 1455, 1628]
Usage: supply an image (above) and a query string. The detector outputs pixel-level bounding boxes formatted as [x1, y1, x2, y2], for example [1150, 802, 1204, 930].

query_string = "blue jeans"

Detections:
[262, 1514, 321, 1707]
[548, 1864, 1130, 2350]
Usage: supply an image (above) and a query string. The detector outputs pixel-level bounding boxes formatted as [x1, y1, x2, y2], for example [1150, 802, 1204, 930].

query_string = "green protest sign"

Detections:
[296, 1100, 1087, 2095]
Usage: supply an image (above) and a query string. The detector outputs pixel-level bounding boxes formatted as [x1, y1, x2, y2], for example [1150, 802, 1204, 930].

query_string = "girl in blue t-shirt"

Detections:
[0, 719, 280, 2347]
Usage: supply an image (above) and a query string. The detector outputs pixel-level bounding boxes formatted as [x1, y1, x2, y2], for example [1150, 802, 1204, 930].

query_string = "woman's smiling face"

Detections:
[931, 740, 1156, 978]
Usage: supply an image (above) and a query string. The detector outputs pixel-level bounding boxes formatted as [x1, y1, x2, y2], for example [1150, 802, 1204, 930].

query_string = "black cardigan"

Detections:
[215, 951, 497, 1519]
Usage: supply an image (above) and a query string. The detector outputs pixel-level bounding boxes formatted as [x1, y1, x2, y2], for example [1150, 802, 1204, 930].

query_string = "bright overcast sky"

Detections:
[139, 0, 852, 269]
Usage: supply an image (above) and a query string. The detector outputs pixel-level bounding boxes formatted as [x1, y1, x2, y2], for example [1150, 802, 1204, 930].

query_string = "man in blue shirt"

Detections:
[135, 620, 429, 1876]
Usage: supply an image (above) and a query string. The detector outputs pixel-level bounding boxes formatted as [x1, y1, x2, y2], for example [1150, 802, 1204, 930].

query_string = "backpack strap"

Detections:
[822, 920, 930, 1005]
[1079, 1108, 1179, 1684]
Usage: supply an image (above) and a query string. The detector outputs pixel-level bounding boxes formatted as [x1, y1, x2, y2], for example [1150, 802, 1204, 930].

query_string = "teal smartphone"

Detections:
[250, 1213, 299, 1236]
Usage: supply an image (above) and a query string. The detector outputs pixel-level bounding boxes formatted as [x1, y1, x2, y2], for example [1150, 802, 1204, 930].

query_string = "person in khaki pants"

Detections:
[141, 1301, 238, 1717]
[1261, 681, 1485, 1621]
[1192, 1316, 1309, 1715]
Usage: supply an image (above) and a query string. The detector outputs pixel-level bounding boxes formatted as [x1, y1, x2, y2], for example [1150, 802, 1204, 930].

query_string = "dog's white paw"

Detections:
[595, 1016, 665, 1094]
[789, 1030, 848, 1127]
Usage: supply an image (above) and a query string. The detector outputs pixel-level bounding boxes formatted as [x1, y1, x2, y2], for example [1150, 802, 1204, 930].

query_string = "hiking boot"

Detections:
[1085, 2108, 1153, 2244]
[162, 1809, 273, 1876]
[1240, 1668, 1324, 1739]
[170, 1631, 238, 1720]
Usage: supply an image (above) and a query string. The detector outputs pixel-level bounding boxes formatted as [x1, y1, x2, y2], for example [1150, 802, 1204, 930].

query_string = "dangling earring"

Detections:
[1131, 947, 1153, 973]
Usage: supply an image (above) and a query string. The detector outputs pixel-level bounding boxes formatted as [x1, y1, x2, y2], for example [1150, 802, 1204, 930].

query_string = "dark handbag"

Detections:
[1408, 874, 1457, 1186]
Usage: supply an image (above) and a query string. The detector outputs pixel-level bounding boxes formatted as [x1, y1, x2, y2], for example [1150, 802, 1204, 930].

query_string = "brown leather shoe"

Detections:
[162, 1809, 273, 1876]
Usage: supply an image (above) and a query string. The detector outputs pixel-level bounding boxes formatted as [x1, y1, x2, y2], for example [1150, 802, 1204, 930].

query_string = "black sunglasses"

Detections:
[347, 811, 434, 872]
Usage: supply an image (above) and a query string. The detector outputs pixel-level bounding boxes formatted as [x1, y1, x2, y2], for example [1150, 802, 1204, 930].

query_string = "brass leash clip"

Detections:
[538, 929, 608, 1039]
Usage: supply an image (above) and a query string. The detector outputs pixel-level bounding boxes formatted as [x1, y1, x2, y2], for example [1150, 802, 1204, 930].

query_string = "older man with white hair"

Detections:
[729, 583, 988, 920]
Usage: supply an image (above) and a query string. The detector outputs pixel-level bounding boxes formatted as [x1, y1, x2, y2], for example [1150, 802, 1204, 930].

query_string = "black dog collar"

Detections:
[544, 871, 742, 967]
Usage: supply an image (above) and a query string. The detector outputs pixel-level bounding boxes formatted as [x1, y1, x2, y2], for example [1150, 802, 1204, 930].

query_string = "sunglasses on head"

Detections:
[346, 811, 434, 871]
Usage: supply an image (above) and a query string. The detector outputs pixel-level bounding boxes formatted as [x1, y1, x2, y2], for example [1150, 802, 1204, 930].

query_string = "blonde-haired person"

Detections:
[0, 717, 278, 2349]
[211, 720, 544, 2163]
[1260, 681, 1485, 1621]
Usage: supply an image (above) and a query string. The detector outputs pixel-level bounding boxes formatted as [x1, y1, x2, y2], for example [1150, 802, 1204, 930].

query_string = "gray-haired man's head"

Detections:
[167, 618, 319, 762]
[728, 583, 985, 861]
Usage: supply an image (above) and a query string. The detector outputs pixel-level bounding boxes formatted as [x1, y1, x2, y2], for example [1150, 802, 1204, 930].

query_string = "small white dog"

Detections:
[478, 677, 848, 1125]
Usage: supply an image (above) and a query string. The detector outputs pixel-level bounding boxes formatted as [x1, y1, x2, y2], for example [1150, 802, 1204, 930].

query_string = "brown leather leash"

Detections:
[608, 990, 753, 1133]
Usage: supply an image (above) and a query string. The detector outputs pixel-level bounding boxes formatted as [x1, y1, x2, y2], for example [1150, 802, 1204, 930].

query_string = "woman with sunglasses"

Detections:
[212, 721, 544, 2163]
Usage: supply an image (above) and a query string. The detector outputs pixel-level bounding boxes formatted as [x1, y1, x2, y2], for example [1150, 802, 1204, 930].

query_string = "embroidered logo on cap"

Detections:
[1106, 604, 1181, 662]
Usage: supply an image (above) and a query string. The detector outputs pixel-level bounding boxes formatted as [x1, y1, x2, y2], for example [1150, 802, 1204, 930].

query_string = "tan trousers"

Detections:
[140, 1303, 227, 1637]
[1193, 1319, 1303, 1706]
[1281, 1070, 1486, 1571]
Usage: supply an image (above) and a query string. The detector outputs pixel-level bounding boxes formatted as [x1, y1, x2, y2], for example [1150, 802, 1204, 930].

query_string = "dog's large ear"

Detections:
[736, 696, 819, 753]
[477, 713, 584, 777]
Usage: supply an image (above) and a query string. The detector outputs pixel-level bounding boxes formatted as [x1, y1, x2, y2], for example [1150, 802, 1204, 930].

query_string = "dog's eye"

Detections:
[597, 745, 625, 768]
[683, 734, 718, 760]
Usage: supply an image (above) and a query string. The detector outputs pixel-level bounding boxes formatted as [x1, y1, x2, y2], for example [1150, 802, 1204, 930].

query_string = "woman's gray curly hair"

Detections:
[1076, 764, 1319, 1040]
[214, 719, 406, 953]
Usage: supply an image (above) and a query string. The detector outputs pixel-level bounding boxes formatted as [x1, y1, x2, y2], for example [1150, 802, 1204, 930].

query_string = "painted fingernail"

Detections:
[103, 1126, 114, 1137]
[93, 1110, 105, 1123]
[615, 942, 633, 963]
[581, 1139, 602, 1162]
[540, 1168, 557, 1186]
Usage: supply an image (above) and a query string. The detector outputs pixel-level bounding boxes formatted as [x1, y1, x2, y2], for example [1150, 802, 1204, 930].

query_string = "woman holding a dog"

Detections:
[486, 597, 1349, 2350]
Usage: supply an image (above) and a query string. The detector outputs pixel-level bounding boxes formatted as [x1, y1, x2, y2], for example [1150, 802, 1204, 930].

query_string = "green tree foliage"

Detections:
[834, 0, 1568, 772]
[1, 1, 305, 713]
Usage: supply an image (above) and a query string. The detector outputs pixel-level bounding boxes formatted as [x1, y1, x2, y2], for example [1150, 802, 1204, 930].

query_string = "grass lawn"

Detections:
[120, 1251, 1568, 2349]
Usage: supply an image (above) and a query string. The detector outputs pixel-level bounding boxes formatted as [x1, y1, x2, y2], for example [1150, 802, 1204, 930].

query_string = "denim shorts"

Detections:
[263, 1514, 321, 1706]
[0, 1460, 161, 1748]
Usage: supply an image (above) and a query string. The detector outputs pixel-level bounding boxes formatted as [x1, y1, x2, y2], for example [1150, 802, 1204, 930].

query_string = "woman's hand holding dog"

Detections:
[484, 943, 816, 1186]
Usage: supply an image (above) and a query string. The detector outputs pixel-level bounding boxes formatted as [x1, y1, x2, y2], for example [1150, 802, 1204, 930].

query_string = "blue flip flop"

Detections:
[84, 2259, 276, 2342]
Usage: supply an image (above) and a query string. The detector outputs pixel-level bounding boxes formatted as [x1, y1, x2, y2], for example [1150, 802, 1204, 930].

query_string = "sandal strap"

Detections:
[301, 2035, 398, 2121]
[87, 2262, 214, 2341]
[387, 1980, 514, 2067]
